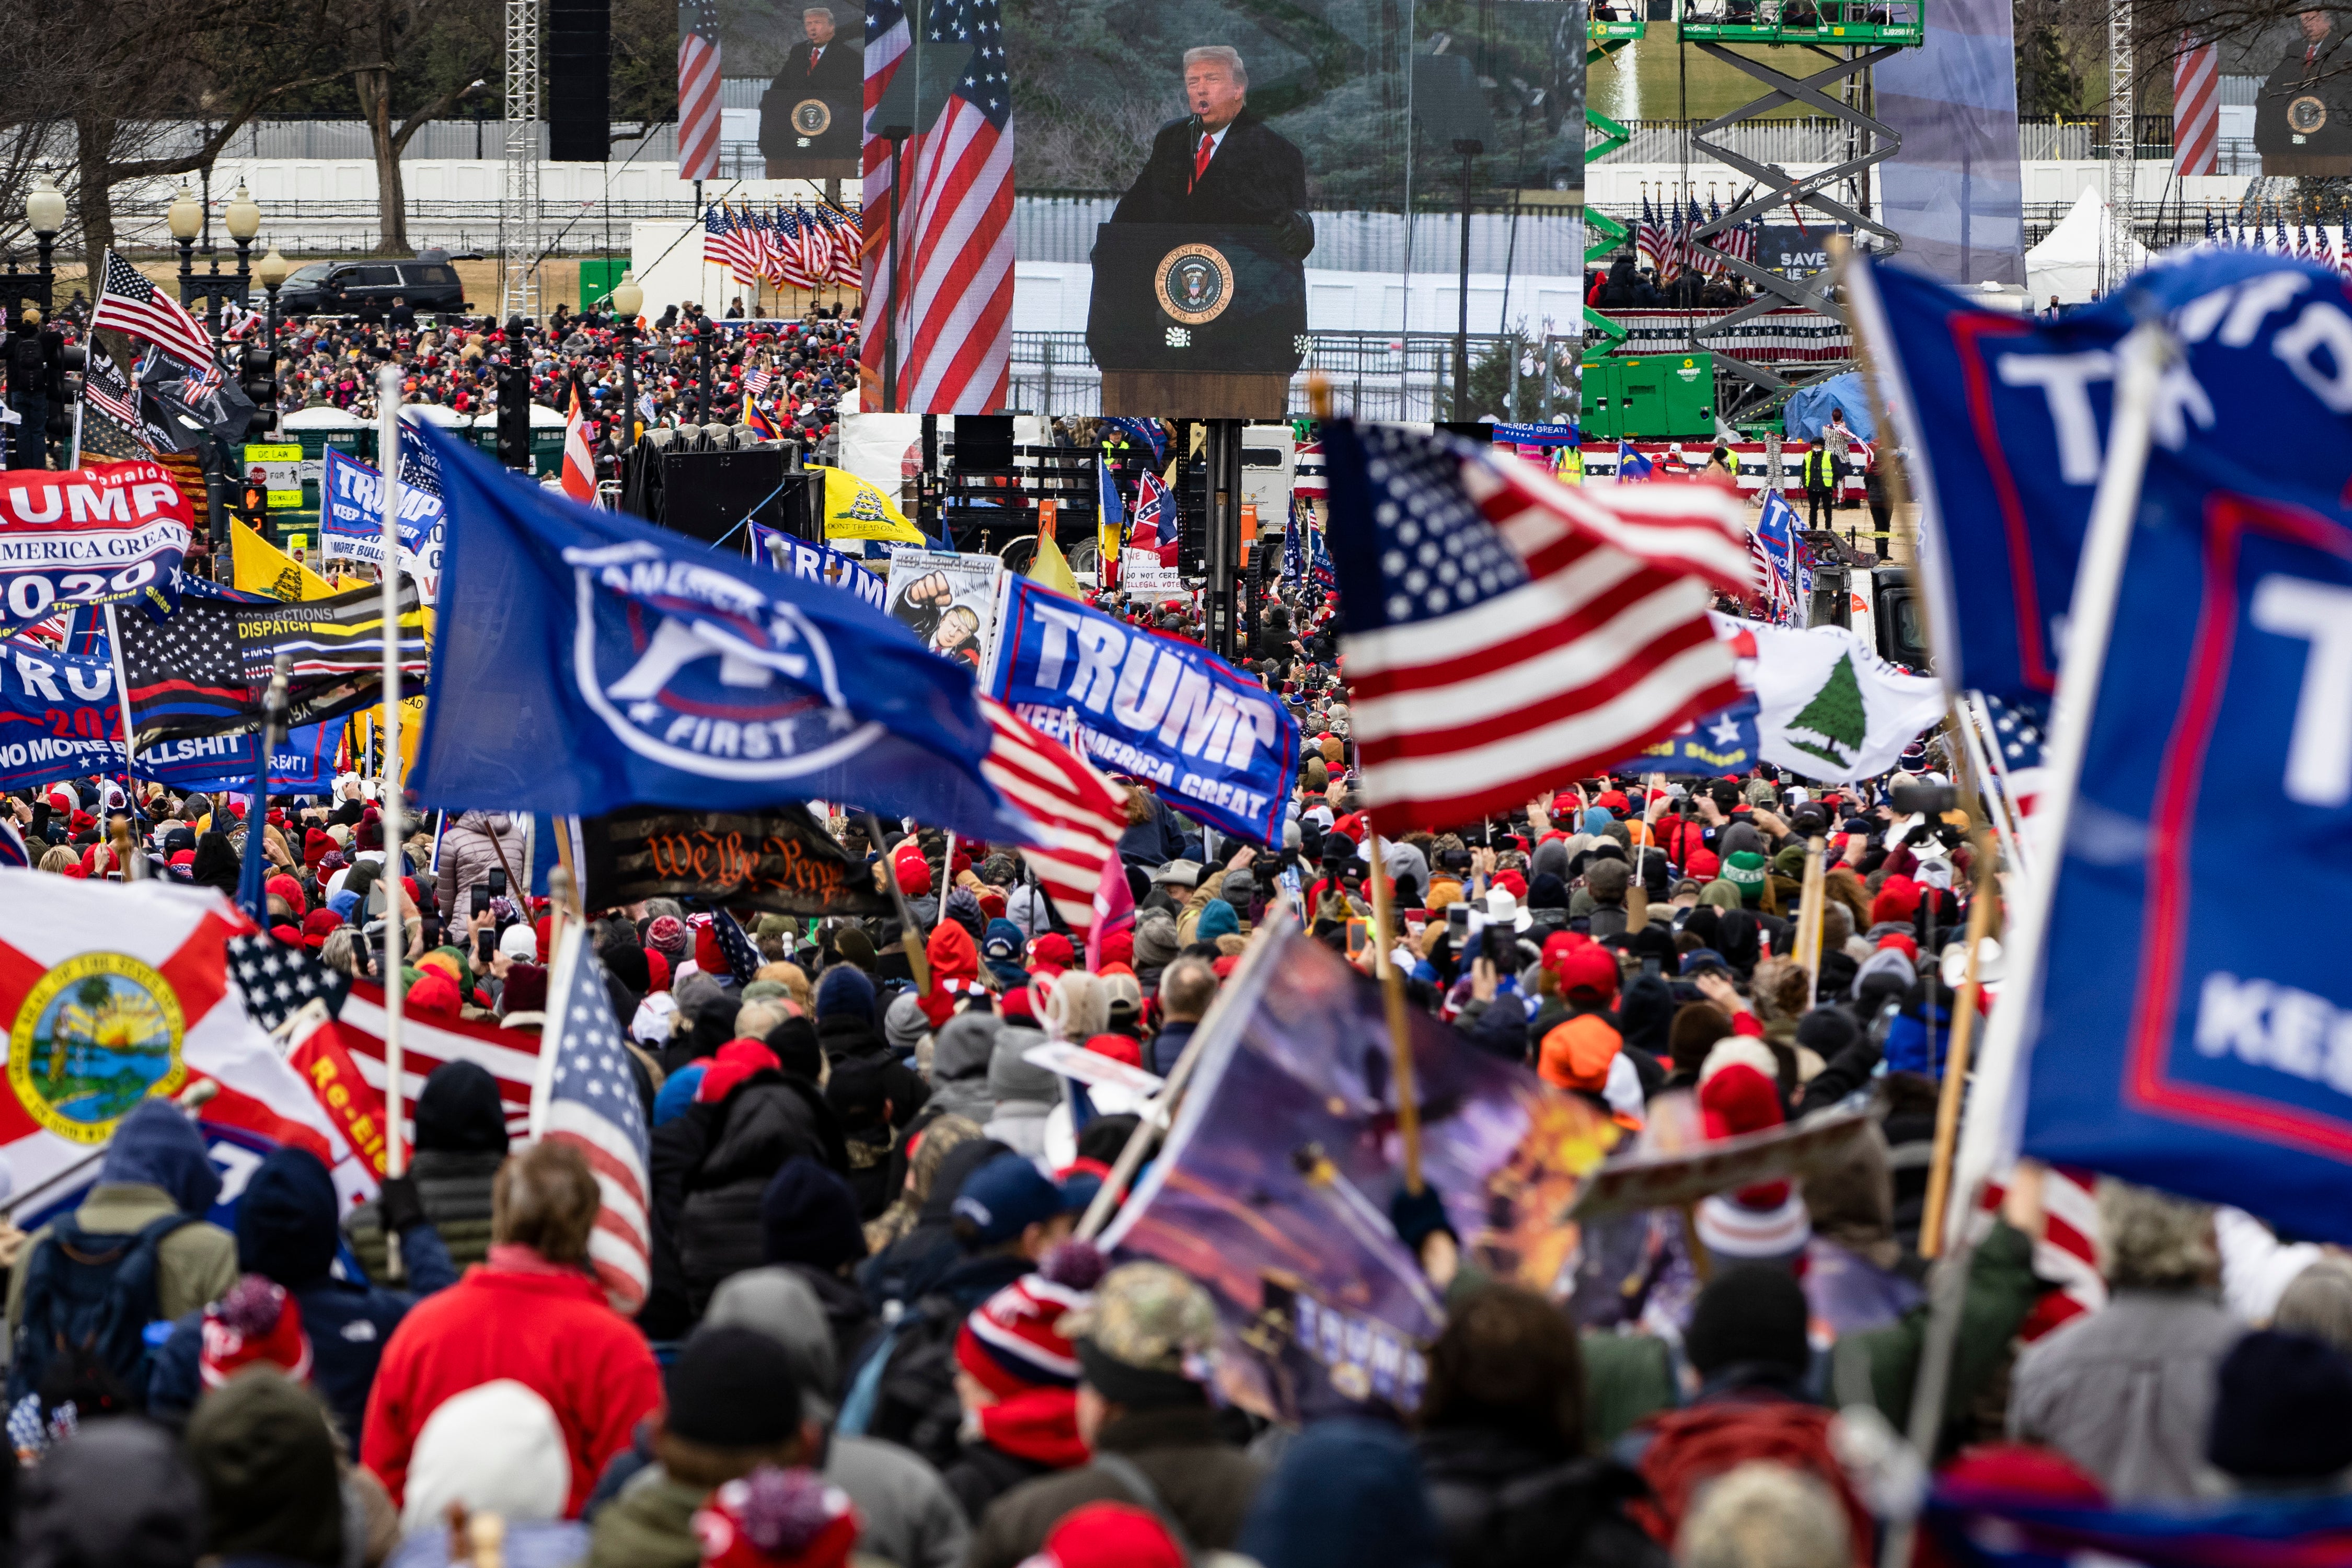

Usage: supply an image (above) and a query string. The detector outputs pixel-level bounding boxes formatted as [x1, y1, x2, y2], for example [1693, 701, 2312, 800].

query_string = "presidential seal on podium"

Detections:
[1155, 243, 1236, 326]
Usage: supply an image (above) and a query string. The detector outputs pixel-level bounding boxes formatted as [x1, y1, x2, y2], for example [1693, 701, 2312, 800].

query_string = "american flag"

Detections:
[746, 366, 774, 395]
[735, 205, 772, 283]
[822, 206, 862, 287]
[710, 907, 765, 984]
[862, 0, 1014, 412]
[92, 251, 217, 373]
[1635, 189, 1662, 274]
[777, 207, 815, 290]
[81, 347, 147, 434]
[1978, 690, 2048, 820]
[226, 931, 350, 1034]
[533, 926, 651, 1313]
[1322, 423, 1750, 830]
[1749, 487, 1803, 624]
[677, 0, 723, 180]
[341, 982, 545, 1142]
[2174, 34, 2219, 176]
[704, 204, 745, 273]
[2340, 218, 2352, 278]
[860, 0, 914, 389]
[1980, 1165, 2105, 1341]
[978, 696, 1128, 934]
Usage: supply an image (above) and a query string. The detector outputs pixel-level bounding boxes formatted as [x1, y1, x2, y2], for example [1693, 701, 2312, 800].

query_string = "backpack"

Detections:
[834, 1290, 969, 1470]
[7, 1211, 193, 1413]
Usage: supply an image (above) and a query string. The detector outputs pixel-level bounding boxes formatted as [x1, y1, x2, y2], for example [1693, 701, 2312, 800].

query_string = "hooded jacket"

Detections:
[5, 1099, 239, 1354]
[433, 811, 526, 919]
[148, 1147, 459, 1448]
[924, 1012, 1002, 1130]
[1419, 1427, 1667, 1568]
[981, 1027, 1057, 1159]
[344, 1060, 510, 1278]
[666, 1068, 849, 1317]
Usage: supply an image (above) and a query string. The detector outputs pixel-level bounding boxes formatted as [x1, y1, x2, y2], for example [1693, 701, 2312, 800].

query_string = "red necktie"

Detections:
[808, 46, 822, 73]
[1193, 132, 1214, 185]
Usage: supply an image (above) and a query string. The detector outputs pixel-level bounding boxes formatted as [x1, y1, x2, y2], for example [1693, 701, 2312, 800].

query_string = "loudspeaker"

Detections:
[548, 0, 609, 162]
[655, 450, 798, 545]
[954, 416, 1014, 471]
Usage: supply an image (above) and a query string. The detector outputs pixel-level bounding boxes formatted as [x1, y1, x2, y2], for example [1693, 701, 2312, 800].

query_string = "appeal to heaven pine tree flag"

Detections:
[1739, 618, 1944, 780]
[814, 466, 925, 544]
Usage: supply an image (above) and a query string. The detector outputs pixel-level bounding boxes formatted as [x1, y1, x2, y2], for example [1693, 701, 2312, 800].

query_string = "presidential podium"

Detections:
[1086, 222, 1307, 418]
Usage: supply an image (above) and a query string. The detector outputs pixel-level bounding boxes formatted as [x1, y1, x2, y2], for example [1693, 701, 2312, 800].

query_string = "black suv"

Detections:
[274, 251, 467, 316]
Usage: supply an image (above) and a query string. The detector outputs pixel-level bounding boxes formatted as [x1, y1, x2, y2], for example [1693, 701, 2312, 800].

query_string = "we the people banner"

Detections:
[988, 574, 1299, 845]
[1103, 920, 1613, 1423]
[577, 806, 892, 917]
[0, 460, 193, 632]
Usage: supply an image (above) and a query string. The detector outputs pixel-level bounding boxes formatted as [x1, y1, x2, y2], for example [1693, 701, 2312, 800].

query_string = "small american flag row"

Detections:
[976, 696, 1129, 936]
[93, 251, 217, 373]
[534, 925, 651, 1314]
[1323, 423, 1750, 830]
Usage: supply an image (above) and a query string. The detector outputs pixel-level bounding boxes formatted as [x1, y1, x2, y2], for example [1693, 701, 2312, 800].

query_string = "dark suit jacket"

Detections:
[2256, 33, 2352, 157]
[1111, 109, 1309, 229]
[760, 42, 861, 155]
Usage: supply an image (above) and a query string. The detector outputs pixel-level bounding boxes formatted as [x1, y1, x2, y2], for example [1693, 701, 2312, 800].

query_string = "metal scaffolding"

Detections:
[1677, 1, 1925, 418]
[500, 0, 543, 321]
[2105, 0, 2136, 294]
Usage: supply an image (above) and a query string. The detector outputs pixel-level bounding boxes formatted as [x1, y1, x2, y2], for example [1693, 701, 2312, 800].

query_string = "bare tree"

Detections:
[337, 0, 493, 253]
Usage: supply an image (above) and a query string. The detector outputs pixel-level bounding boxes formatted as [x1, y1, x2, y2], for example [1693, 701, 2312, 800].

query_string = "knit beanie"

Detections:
[2206, 1330, 2352, 1481]
[814, 963, 876, 1025]
[1684, 1264, 1811, 1379]
[666, 1326, 804, 1448]
[956, 1265, 1097, 1399]
[199, 1276, 315, 1389]
[187, 1369, 345, 1567]
[692, 1467, 861, 1568]
[759, 1158, 869, 1271]
[1721, 850, 1768, 907]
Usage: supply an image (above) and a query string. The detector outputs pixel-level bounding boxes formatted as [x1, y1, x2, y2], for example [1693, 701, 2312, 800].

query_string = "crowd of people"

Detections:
[6, 290, 862, 481]
[2, 583, 2345, 1568]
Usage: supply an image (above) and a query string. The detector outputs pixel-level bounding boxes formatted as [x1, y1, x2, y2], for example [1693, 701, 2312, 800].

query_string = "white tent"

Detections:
[2026, 188, 2153, 308]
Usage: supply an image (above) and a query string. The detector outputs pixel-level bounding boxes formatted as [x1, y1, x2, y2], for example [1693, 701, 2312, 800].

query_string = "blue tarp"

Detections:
[1781, 374, 1876, 443]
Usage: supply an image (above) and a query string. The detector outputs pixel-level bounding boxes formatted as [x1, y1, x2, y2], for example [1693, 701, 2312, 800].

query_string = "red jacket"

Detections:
[360, 1263, 664, 1518]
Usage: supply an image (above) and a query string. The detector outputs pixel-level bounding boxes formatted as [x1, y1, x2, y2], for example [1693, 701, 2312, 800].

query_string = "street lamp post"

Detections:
[255, 244, 290, 440]
[0, 173, 65, 321]
[610, 269, 643, 448]
[172, 181, 260, 336]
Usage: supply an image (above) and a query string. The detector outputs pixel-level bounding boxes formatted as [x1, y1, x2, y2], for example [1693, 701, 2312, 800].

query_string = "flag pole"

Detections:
[863, 812, 932, 994]
[1918, 827, 2001, 1259]
[102, 603, 144, 880]
[375, 366, 408, 1195]
[1877, 322, 2170, 1568]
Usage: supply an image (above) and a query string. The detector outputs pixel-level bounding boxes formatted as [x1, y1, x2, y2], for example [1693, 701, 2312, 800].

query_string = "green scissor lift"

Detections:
[1584, 17, 1647, 352]
[1679, 0, 1926, 418]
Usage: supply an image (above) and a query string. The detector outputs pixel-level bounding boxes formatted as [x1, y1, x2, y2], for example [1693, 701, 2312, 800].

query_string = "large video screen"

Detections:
[2222, 5, 2352, 177]
[857, 0, 1588, 418]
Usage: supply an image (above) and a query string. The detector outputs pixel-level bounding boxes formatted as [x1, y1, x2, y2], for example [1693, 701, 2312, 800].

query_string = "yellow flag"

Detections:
[816, 466, 925, 544]
[231, 520, 338, 602]
[1027, 528, 1081, 597]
